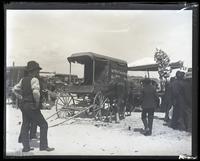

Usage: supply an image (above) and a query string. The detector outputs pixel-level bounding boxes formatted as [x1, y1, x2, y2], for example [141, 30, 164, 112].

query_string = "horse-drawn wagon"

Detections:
[55, 52, 129, 122]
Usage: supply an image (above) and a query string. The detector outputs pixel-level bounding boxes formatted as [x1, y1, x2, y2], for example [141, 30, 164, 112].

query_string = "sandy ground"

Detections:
[5, 104, 192, 157]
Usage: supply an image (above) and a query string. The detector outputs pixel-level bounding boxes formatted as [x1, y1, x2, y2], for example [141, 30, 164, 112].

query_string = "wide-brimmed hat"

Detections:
[26, 61, 42, 72]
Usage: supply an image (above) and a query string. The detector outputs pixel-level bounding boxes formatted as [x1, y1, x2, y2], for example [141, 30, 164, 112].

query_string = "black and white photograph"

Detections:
[4, 2, 198, 158]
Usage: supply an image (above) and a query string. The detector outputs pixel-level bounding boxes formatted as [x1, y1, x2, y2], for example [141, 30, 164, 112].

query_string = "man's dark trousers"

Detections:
[18, 115, 37, 142]
[18, 103, 37, 143]
[141, 108, 154, 132]
[30, 122, 37, 138]
[20, 102, 48, 149]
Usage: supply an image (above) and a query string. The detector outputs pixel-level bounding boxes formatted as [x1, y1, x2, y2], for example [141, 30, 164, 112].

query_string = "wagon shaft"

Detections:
[49, 104, 97, 128]
[60, 106, 84, 111]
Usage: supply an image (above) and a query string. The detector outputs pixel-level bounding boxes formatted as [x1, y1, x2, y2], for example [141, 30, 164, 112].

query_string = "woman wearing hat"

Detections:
[12, 61, 54, 152]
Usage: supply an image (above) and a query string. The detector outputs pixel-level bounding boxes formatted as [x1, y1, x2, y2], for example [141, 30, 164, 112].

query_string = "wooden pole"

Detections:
[93, 60, 95, 84]
[48, 104, 96, 128]
[69, 62, 71, 84]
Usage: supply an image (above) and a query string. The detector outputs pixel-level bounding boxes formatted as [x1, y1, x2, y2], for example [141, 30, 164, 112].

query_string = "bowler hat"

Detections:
[26, 61, 42, 72]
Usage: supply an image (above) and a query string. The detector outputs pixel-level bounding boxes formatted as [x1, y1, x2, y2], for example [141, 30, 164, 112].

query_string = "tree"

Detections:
[154, 48, 172, 91]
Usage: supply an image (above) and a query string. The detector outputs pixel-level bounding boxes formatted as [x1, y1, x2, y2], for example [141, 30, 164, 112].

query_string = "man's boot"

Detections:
[22, 147, 34, 152]
[40, 147, 55, 152]
[142, 118, 148, 132]
[144, 129, 152, 136]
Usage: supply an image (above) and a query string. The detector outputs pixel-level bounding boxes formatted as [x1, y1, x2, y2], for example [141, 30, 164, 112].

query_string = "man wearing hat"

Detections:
[177, 71, 192, 132]
[140, 78, 159, 136]
[14, 69, 38, 144]
[12, 61, 54, 152]
[170, 70, 185, 130]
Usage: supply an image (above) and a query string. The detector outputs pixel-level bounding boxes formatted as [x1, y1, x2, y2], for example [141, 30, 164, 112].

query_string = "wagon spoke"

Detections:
[55, 93, 75, 118]
[59, 96, 65, 104]
[66, 94, 71, 103]
[62, 95, 67, 104]
[56, 102, 64, 106]
[58, 97, 65, 104]
[92, 92, 111, 121]
[68, 97, 73, 104]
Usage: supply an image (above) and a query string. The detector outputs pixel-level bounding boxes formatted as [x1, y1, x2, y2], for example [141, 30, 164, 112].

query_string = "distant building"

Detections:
[54, 73, 79, 85]
[6, 66, 26, 88]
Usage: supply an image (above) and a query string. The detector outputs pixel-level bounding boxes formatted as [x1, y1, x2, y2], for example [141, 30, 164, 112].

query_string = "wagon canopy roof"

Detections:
[128, 61, 183, 71]
[67, 52, 127, 66]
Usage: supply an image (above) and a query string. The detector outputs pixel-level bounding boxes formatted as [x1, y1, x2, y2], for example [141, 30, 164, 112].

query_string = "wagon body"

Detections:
[65, 52, 128, 102]
[66, 52, 127, 93]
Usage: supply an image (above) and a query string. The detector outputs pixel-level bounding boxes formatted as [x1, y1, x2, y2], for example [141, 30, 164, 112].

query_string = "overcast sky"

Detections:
[6, 10, 192, 78]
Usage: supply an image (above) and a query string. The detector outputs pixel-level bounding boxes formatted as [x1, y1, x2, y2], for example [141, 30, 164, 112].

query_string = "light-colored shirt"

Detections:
[12, 77, 40, 103]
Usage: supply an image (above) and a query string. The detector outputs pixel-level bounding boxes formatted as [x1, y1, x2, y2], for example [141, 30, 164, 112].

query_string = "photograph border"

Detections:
[3, 1, 199, 159]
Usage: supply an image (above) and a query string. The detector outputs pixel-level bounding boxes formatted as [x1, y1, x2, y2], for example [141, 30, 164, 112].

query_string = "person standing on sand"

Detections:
[140, 78, 159, 136]
[12, 61, 54, 152]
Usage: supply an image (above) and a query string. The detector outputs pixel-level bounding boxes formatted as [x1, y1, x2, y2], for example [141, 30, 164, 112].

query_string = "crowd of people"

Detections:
[137, 69, 192, 136]
[11, 60, 192, 153]
[162, 70, 192, 133]
[124, 70, 192, 136]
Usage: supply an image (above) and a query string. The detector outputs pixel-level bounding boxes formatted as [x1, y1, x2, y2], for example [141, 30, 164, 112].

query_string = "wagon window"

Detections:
[70, 63, 84, 81]
[68, 56, 94, 85]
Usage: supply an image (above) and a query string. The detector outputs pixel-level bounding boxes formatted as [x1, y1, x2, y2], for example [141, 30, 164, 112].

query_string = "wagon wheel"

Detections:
[92, 92, 111, 122]
[55, 93, 75, 118]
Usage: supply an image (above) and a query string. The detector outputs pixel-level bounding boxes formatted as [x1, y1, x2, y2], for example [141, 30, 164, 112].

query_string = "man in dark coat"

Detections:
[12, 61, 54, 152]
[170, 71, 185, 130]
[183, 73, 192, 132]
[177, 72, 192, 132]
[140, 78, 159, 136]
[163, 77, 175, 122]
